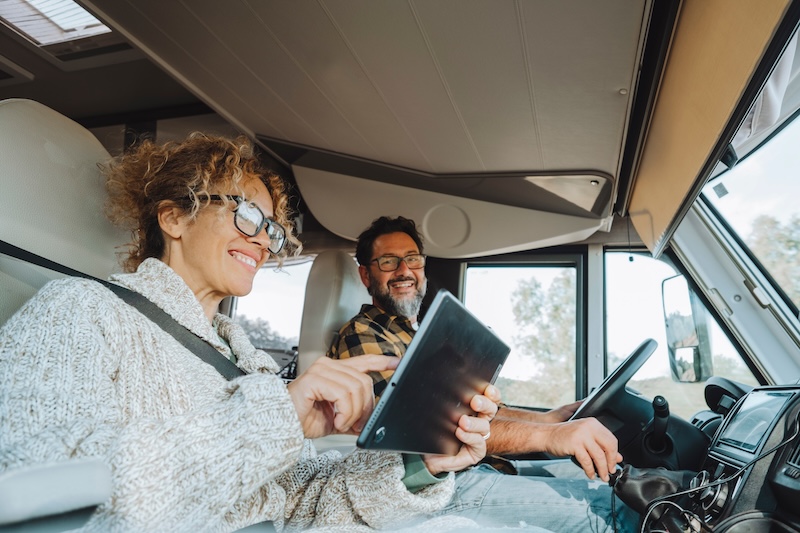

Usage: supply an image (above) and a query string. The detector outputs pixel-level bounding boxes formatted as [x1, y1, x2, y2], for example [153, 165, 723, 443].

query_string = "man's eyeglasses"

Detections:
[208, 195, 286, 254]
[370, 254, 426, 272]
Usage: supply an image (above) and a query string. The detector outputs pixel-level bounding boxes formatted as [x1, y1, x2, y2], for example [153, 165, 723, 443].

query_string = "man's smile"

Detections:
[389, 278, 416, 293]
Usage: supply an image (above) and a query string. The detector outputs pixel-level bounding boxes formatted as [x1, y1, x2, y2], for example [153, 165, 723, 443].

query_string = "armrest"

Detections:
[0, 458, 111, 525]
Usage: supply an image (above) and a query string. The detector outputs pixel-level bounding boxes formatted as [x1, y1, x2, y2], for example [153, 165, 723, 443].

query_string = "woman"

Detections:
[0, 133, 497, 532]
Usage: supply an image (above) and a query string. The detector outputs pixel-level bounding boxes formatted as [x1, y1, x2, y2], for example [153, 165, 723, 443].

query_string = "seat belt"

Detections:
[0, 240, 245, 380]
[100, 281, 245, 380]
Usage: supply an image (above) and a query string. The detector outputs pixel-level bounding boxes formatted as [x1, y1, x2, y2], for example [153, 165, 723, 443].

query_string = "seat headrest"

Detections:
[297, 250, 371, 375]
[0, 98, 126, 279]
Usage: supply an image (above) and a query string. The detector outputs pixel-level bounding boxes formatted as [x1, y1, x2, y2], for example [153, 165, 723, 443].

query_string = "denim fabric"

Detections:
[513, 458, 592, 479]
[436, 464, 640, 533]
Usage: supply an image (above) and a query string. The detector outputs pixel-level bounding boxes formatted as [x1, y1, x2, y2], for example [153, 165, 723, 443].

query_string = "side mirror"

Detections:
[661, 275, 713, 382]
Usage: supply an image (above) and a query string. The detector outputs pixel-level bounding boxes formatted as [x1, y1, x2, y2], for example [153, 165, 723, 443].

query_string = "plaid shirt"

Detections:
[327, 304, 416, 399]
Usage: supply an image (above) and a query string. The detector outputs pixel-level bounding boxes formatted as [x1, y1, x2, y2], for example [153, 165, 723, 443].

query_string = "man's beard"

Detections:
[368, 273, 427, 319]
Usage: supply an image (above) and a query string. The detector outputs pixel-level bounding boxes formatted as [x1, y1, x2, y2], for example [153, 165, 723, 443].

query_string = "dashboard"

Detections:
[649, 385, 800, 532]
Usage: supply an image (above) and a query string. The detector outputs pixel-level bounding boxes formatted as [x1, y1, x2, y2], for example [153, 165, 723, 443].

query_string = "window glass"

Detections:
[464, 265, 577, 408]
[606, 252, 758, 419]
[233, 260, 313, 352]
[702, 114, 800, 311]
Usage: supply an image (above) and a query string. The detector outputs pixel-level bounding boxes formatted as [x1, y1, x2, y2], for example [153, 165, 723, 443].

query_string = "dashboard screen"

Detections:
[719, 391, 794, 453]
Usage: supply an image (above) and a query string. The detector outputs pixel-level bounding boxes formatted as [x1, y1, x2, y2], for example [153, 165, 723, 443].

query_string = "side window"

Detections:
[605, 252, 759, 419]
[702, 110, 800, 313]
[464, 264, 578, 408]
[233, 260, 313, 353]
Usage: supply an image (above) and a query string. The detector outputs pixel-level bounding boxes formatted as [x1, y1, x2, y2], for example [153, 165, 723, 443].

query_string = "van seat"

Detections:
[0, 99, 121, 528]
[0, 458, 111, 531]
[296, 250, 370, 375]
[0, 98, 126, 327]
[296, 250, 370, 453]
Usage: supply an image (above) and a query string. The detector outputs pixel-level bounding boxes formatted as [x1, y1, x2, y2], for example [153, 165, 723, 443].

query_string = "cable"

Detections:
[640, 500, 702, 533]
[639, 417, 800, 532]
[626, 217, 634, 262]
[277, 353, 297, 379]
[274, 350, 299, 380]
[611, 488, 618, 533]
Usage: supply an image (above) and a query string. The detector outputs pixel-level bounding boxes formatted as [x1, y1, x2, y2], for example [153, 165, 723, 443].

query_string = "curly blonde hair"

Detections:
[104, 132, 300, 272]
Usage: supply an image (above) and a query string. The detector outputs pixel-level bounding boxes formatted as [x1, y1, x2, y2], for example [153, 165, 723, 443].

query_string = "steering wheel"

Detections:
[570, 338, 658, 421]
[567, 338, 708, 470]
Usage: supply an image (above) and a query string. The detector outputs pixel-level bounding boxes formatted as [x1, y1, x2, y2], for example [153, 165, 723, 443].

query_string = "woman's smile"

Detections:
[230, 250, 259, 270]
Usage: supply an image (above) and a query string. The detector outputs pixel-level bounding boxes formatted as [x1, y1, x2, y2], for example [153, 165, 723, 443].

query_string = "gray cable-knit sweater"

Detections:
[0, 259, 457, 532]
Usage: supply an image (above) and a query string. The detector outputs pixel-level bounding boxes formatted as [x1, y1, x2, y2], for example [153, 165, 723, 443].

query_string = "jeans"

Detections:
[435, 464, 640, 533]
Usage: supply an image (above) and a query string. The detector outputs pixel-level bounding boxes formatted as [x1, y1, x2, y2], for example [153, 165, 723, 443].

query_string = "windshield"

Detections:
[701, 112, 800, 314]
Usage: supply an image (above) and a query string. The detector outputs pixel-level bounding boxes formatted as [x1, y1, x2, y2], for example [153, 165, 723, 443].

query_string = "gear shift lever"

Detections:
[648, 395, 670, 454]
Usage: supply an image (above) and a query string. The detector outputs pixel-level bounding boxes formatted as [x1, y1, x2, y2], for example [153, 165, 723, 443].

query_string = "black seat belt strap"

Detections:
[1, 240, 245, 380]
[100, 281, 245, 380]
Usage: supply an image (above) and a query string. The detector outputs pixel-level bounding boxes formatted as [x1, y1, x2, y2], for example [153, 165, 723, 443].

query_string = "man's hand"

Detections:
[422, 384, 500, 475]
[542, 417, 622, 482]
[286, 355, 399, 439]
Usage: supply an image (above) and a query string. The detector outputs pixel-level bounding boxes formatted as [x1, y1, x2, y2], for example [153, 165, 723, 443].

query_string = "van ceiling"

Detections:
[76, 1, 656, 218]
[0, 1, 672, 253]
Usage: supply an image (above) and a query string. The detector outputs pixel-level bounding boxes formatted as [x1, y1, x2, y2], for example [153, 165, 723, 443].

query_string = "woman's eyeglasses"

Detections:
[208, 195, 286, 254]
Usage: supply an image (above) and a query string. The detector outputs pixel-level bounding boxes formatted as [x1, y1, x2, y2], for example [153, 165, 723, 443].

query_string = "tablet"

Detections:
[356, 289, 510, 455]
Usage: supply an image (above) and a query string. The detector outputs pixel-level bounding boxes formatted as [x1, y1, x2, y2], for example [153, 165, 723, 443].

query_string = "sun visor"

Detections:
[293, 166, 607, 259]
[629, 0, 791, 256]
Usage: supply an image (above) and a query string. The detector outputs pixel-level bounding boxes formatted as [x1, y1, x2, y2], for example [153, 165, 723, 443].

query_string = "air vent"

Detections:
[788, 440, 800, 468]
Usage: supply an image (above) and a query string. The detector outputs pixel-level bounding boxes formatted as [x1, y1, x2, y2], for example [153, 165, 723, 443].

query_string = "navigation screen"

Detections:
[719, 391, 793, 453]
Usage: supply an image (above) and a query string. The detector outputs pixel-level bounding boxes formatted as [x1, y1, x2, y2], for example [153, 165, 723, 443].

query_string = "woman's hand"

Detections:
[286, 355, 399, 439]
[422, 384, 500, 476]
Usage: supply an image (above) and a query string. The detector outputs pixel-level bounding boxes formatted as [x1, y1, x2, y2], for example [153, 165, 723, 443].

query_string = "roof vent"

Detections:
[43, 33, 133, 62]
[0, 0, 110, 46]
[0, 0, 137, 67]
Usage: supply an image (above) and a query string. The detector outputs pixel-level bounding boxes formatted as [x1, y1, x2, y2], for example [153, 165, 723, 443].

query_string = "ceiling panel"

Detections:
[522, 2, 646, 172]
[304, 1, 486, 171]
[397, 1, 541, 172]
[250, 1, 450, 167]
[83, 0, 646, 177]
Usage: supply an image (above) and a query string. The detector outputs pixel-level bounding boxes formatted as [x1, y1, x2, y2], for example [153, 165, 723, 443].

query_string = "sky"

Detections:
[464, 266, 562, 379]
[235, 260, 313, 341]
[706, 114, 800, 231]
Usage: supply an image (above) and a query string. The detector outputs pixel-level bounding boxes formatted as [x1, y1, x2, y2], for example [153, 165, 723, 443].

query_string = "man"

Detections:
[327, 216, 638, 532]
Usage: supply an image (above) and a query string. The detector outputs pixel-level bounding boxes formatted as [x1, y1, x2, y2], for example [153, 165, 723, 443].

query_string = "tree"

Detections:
[747, 214, 800, 306]
[234, 315, 297, 352]
[505, 270, 577, 406]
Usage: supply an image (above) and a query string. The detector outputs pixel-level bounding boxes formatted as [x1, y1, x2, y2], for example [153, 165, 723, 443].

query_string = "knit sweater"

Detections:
[0, 259, 456, 532]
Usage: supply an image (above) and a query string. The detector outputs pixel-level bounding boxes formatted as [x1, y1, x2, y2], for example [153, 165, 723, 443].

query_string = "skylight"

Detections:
[0, 0, 110, 47]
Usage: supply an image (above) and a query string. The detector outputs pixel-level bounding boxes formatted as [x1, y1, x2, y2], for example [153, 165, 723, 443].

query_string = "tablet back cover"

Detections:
[357, 290, 509, 455]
